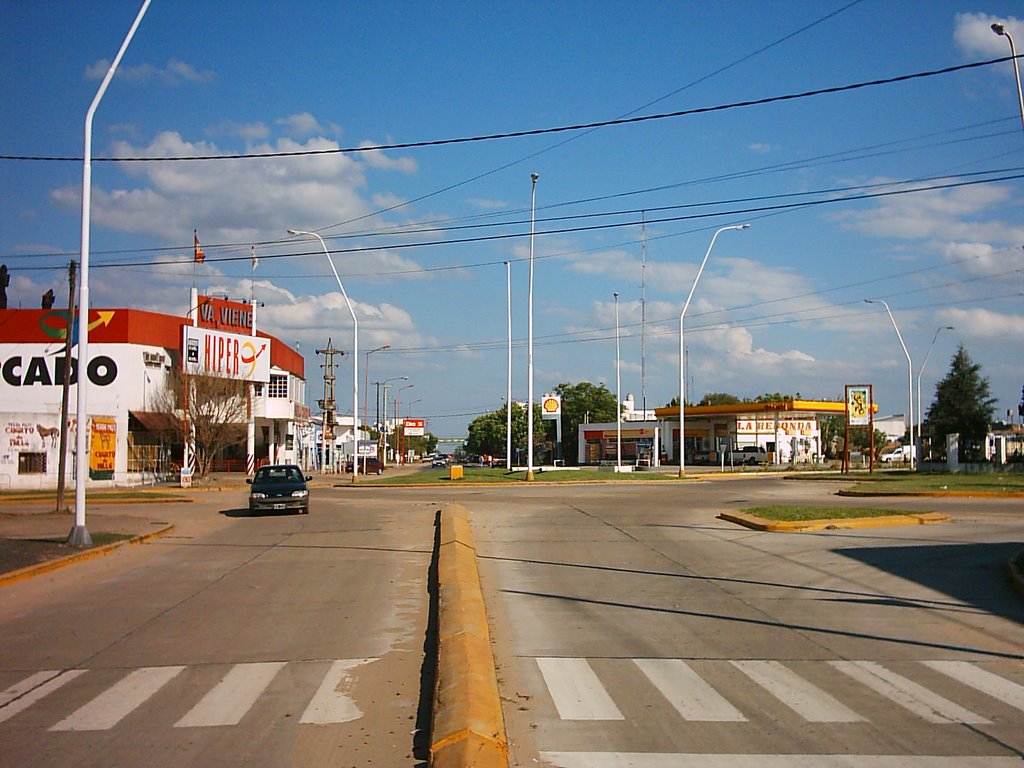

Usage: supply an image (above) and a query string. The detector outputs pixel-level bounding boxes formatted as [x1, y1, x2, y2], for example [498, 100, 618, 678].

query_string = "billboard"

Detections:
[846, 385, 871, 426]
[183, 326, 270, 383]
[403, 418, 425, 437]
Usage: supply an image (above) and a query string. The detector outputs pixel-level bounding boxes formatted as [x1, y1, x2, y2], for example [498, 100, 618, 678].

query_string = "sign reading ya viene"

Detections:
[183, 326, 270, 383]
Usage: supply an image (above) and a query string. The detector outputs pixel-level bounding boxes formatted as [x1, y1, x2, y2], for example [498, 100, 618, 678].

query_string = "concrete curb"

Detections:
[718, 511, 950, 532]
[430, 503, 509, 768]
[838, 489, 1024, 498]
[0, 524, 174, 588]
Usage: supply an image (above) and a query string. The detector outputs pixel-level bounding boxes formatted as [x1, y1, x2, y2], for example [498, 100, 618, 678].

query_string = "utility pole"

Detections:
[316, 339, 344, 473]
[56, 260, 77, 513]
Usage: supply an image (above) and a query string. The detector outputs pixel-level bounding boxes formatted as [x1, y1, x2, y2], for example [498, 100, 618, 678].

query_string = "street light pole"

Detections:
[363, 344, 389, 440]
[865, 299, 915, 471]
[375, 375, 406, 465]
[678, 224, 749, 477]
[72, 0, 151, 548]
[614, 292, 622, 471]
[505, 260, 513, 471]
[992, 23, 1024, 133]
[917, 325, 954, 462]
[397, 383, 413, 464]
[527, 172, 539, 480]
[288, 229, 360, 482]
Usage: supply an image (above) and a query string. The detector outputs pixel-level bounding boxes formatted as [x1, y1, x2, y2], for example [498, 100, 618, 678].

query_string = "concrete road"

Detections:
[0, 485, 439, 768]
[464, 477, 1024, 767]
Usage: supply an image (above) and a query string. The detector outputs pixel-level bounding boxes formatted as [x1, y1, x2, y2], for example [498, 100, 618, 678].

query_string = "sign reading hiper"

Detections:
[403, 418, 425, 437]
[183, 326, 270, 383]
[541, 394, 561, 420]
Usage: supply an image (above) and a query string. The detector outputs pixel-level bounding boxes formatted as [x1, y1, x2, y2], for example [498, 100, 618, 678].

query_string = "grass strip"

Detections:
[359, 467, 676, 485]
[741, 505, 913, 522]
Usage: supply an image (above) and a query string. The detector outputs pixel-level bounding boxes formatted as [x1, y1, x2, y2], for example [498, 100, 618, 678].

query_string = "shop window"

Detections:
[18, 452, 46, 475]
[254, 382, 264, 396]
[268, 374, 288, 399]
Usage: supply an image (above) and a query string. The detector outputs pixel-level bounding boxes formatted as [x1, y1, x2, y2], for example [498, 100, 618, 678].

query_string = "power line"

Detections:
[2, 55, 1018, 164]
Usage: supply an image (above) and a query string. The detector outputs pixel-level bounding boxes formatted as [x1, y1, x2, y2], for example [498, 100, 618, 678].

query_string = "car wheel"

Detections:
[376, 467, 383, 475]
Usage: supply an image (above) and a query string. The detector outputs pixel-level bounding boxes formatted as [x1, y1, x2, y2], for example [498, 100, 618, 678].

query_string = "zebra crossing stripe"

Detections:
[830, 660, 990, 724]
[539, 753, 1024, 767]
[921, 661, 1024, 713]
[537, 658, 624, 720]
[0, 670, 86, 724]
[49, 666, 185, 732]
[299, 659, 372, 724]
[175, 661, 287, 728]
[634, 659, 746, 722]
[731, 660, 865, 723]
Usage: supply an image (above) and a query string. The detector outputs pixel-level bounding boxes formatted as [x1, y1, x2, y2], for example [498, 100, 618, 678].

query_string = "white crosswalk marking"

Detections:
[922, 660, 1024, 713]
[299, 658, 373, 724]
[0, 670, 86, 724]
[634, 659, 746, 722]
[175, 661, 286, 728]
[540, 753, 1024, 767]
[537, 657, 623, 720]
[731, 659, 865, 722]
[830, 660, 990, 724]
[50, 666, 185, 731]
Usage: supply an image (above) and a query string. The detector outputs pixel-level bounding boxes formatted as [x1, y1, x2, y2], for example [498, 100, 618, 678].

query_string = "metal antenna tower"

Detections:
[316, 339, 345, 464]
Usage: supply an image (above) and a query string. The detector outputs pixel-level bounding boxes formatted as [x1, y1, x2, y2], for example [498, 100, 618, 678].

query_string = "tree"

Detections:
[465, 402, 540, 460]
[552, 381, 619, 464]
[153, 369, 249, 480]
[926, 345, 996, 460]
[700, 392, 741, 406]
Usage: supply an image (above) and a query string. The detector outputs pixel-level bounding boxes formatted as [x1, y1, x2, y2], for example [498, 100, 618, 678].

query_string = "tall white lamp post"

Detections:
[72, 0, 151, 547]
[865, 299, 915, 471]
[614, 292, 622, 471]
[678, 224, 749, 477]
[917, 325, 954, 462]
[992, 23, 1024, 133]
[505, 260, 513, 471]
[288, 229, 360, 481]
[526, 173, 539, 480]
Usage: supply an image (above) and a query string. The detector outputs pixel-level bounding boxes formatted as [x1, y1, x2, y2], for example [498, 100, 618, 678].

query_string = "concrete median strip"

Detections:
[431, 503, 509, 768]
[719, 511, 949, 532]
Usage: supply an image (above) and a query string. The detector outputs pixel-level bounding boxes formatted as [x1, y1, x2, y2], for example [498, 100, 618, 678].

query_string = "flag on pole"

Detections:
[251, 245, 258, 269]
[194, 230, 205, 263]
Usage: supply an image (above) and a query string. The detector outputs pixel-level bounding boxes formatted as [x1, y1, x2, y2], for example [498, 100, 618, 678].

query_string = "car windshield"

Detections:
[255, 467, 303, 482]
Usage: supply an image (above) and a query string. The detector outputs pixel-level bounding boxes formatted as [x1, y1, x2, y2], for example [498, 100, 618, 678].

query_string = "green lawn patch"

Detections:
[741, 505, 913, 522]
[842, 472, 1024, 495]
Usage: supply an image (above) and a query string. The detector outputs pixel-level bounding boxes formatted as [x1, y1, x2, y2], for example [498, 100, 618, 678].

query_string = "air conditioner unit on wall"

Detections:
[143, 351, 165, 367]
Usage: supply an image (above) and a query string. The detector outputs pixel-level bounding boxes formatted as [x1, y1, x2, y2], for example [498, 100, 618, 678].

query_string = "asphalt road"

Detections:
[465, 477, 1024, 767]
[1, 474, 1022, 767]
[0, 484, 439, 768]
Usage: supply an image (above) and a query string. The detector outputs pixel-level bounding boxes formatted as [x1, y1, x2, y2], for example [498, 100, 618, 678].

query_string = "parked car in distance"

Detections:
[247, 464, 311, 514]
[431, 455, 448, 467]
[880, 445, 913, 463]
[729, 446, 769, 465]
[344, 457, 385, 474]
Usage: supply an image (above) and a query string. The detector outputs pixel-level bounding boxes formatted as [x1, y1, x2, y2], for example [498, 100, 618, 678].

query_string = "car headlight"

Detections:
[291, 489, 308, 498]
[250, 492, 267, 499]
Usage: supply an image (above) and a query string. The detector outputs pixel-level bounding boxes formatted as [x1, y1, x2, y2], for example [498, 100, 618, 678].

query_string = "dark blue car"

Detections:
[247, 464, 311, 514]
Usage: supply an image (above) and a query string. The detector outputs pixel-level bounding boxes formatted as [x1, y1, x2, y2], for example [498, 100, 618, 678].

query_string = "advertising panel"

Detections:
[197, 295, 255, 334]
[541, 394, 561, 420]
[847, 385, 871, 426]
[403, 418, 425, 437]
[183, 326, 270, 383]
[89, 416, 117, 480]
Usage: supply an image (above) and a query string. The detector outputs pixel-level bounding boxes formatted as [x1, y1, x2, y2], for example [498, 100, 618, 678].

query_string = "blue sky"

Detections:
[2, 1, 1023, 439]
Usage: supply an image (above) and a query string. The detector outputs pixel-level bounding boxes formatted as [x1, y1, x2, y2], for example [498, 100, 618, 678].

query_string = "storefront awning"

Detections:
[129, 410, 180, 432]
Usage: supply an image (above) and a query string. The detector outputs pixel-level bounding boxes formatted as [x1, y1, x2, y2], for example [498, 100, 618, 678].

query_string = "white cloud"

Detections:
[938, 307, 1024, 340]
[276, 113, 325, 138]
[954, 13, 1023, 57]
[747, 142, 773, 154]
[86, 58, 215, 85]
[357, 142, 417, 173]
[466, 198, 508, 210]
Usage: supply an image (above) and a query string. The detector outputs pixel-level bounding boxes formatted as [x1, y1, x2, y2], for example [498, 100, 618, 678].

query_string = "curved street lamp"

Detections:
[527, 172, 539, 480]
[614, 292, 622, 471]
[865, 299, 915, 470]
[678, 224, 749, 477]
[288, 229, 360, 481]
[917, 325, 954, 462]
[364, 344, 390, 434]
[992, 22, 1024, 133]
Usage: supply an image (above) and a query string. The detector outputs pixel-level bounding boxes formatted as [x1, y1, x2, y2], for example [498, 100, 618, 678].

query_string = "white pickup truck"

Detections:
[729, 446, 769, 465]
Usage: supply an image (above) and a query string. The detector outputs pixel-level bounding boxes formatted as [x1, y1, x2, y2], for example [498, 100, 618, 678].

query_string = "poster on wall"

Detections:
[89, 416, 117, 480]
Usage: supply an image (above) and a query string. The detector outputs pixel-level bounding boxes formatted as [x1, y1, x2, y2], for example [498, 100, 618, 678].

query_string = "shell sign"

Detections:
[541, 394, 561, 420]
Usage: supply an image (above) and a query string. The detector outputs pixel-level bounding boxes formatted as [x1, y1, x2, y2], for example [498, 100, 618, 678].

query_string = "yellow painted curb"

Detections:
[431, 504, 508, 768]
[718, 511, 950, 532]
[0, 524, 174, 588]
